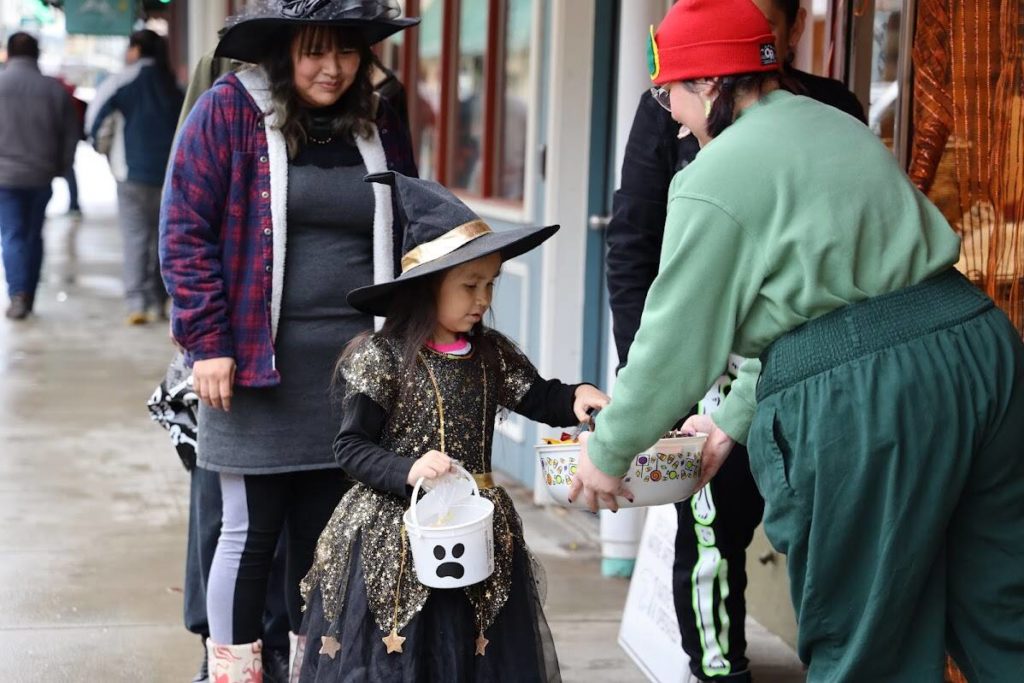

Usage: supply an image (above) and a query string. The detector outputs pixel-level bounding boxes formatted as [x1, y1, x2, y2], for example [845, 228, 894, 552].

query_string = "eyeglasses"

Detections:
[651, 81, 715, 112]
[650, 86, 672, 112]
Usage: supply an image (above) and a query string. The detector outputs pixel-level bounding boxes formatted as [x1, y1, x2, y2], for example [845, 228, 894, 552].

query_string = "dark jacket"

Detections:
[787, 68, 866, 123]
[606, 69, 867, 368]
[0, 57, 80, 187]
[88, 58, 184, 186]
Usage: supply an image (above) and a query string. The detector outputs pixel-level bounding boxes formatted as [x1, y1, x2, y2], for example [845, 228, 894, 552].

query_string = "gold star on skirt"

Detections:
[319, 635, 341, 659]
[382, 628, 406, 654]
[475, 632, 490, 656]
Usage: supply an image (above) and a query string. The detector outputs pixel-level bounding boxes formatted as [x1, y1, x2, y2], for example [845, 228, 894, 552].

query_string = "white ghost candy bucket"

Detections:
[403, 464, 496, 589]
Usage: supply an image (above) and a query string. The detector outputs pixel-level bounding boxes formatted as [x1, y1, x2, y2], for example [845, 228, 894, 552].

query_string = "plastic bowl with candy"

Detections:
[534, 433, 706, 509]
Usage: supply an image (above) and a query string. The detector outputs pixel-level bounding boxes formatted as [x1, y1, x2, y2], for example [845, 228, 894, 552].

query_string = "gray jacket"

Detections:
[0, 57, 79, 187]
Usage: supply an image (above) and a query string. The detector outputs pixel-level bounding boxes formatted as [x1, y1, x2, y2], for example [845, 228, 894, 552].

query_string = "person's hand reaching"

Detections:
[567, 432, 633, 512]
[681, 414, 736, 489]
[573, 384, 610, 423]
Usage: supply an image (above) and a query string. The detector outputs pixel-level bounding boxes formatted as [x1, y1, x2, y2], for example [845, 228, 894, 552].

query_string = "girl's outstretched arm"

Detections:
[511, 376, 583, 428]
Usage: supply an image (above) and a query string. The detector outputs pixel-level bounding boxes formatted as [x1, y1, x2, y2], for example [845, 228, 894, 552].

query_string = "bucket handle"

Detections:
[408, 462, 480, 531]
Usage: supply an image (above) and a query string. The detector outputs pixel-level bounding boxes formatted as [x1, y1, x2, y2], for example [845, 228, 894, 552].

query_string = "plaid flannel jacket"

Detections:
[160, 71, 416, 387]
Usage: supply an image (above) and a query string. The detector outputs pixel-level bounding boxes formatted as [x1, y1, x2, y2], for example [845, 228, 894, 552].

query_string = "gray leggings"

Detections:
[206, 469, 349, 644]
[115, 181, 166, 313]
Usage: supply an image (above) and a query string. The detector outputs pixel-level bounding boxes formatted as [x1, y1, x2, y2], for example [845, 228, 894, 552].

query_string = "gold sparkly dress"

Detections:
[299, 332, 576, 682]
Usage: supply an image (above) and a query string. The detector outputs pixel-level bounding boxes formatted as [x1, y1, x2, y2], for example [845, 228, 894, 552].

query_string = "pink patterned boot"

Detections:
[206, 639, 263, 683]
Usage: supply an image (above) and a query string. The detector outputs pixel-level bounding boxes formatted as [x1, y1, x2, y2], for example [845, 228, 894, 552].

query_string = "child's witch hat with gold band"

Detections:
[347, 171, 558, 316]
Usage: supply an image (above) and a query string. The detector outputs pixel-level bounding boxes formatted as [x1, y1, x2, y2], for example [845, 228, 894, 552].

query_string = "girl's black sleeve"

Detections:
[511, 379, 590, 429]
[333, 393, 413, 499]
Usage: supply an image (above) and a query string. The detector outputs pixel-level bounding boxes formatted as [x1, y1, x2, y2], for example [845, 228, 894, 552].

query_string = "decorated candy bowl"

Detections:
[534, 433, 706, 509]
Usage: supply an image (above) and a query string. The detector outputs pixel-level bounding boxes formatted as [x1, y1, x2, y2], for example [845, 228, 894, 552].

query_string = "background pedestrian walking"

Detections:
[0, 32, 80, 320]
[88, 29, 183, 326]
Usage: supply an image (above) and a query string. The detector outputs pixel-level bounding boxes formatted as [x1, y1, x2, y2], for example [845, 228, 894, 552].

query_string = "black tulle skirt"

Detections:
[299, 536, 561, 682]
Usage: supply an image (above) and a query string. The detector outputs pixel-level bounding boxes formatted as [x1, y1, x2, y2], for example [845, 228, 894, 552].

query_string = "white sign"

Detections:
[618, 503, 689, 682]
[618, 354, 747, 681]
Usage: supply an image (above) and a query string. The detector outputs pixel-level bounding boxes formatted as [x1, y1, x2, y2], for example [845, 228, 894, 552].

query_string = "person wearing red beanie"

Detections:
[645, 0, 784, 145]
[604, 1, 864, 681]
[575, 0, 1024, 681]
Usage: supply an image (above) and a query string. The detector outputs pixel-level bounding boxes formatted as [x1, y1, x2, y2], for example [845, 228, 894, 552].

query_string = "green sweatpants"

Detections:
[748, 271, 1024, 682]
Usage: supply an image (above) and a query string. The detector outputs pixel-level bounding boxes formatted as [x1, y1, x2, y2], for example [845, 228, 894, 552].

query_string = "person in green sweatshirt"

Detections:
[570, 1, 1024, 681]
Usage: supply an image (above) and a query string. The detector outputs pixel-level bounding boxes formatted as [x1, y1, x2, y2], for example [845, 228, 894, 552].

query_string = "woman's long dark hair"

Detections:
[129, 29, 178, 98]
[337, 273, 502, 405]
[261, 25, 378, 158]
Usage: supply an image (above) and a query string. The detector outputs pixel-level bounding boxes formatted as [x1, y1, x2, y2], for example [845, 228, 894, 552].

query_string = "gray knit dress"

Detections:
[197, 138, 375, 474]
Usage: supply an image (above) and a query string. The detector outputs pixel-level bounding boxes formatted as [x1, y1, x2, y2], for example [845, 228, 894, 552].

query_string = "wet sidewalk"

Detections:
[0, 205, 200, 678]
[0, 153, 804, 681]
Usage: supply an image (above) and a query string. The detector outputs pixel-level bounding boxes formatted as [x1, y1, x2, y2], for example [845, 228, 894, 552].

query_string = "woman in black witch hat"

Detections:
[159, 1, 418, 678]
[297, 172, 609, 681]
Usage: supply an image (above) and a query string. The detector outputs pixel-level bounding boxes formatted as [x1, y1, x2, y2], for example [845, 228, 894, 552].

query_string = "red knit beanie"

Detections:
[648, 0, 780, 85]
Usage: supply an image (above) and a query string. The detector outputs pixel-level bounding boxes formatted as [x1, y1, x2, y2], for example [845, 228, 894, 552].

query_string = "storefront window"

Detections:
[867, 0, 903, 147]
[383, 0, 535, 205]
[414, 0, 444, 183]
[450, 0, 487, 194]
[493, 0, 532, 201]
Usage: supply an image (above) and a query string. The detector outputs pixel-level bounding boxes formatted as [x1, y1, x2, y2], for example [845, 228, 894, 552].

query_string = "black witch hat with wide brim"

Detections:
[348, 172, 559, 317]
[215, 0, 419, 63]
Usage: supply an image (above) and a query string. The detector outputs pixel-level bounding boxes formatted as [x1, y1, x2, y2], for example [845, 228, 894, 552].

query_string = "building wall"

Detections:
[746, 530, 798, 648]
[186, 0, 228, 73]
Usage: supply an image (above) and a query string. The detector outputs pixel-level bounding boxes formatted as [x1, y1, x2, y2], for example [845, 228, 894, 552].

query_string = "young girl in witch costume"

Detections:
[298, 171, 608, 682]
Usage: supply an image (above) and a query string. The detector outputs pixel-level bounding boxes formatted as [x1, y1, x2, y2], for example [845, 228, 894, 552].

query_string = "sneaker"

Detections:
[190, 650, 209, 683]
[686, 672, 754, 683]
[190, 637, 209, 683]
[126, 311, 148, 326]
[5, 294, 30, 320]
[151, 302, 170, 322]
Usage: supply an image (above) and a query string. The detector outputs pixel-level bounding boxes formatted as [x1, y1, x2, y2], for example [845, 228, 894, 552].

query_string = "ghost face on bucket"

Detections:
[413, 530, 495, 588]
[404, 466, 497, 589]
[434, 542, 467, 579]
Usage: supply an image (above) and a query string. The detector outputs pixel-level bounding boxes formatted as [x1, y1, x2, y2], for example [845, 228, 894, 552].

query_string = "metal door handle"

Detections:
[589, 214, 611, 231]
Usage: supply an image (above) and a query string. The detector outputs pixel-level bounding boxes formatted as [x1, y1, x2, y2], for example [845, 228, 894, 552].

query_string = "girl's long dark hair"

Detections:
[261, 25, 378, 158]
[337, 274, 502, 404]
[129, 29, 178, 98]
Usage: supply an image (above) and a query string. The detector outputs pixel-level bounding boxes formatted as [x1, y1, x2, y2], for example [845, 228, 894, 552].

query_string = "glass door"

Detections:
[581, 0, 619, 386]
[844, 0, 917, 165]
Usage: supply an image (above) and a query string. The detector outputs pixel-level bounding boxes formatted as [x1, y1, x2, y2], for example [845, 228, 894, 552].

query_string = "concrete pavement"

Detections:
[0, 149, 804, 681]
